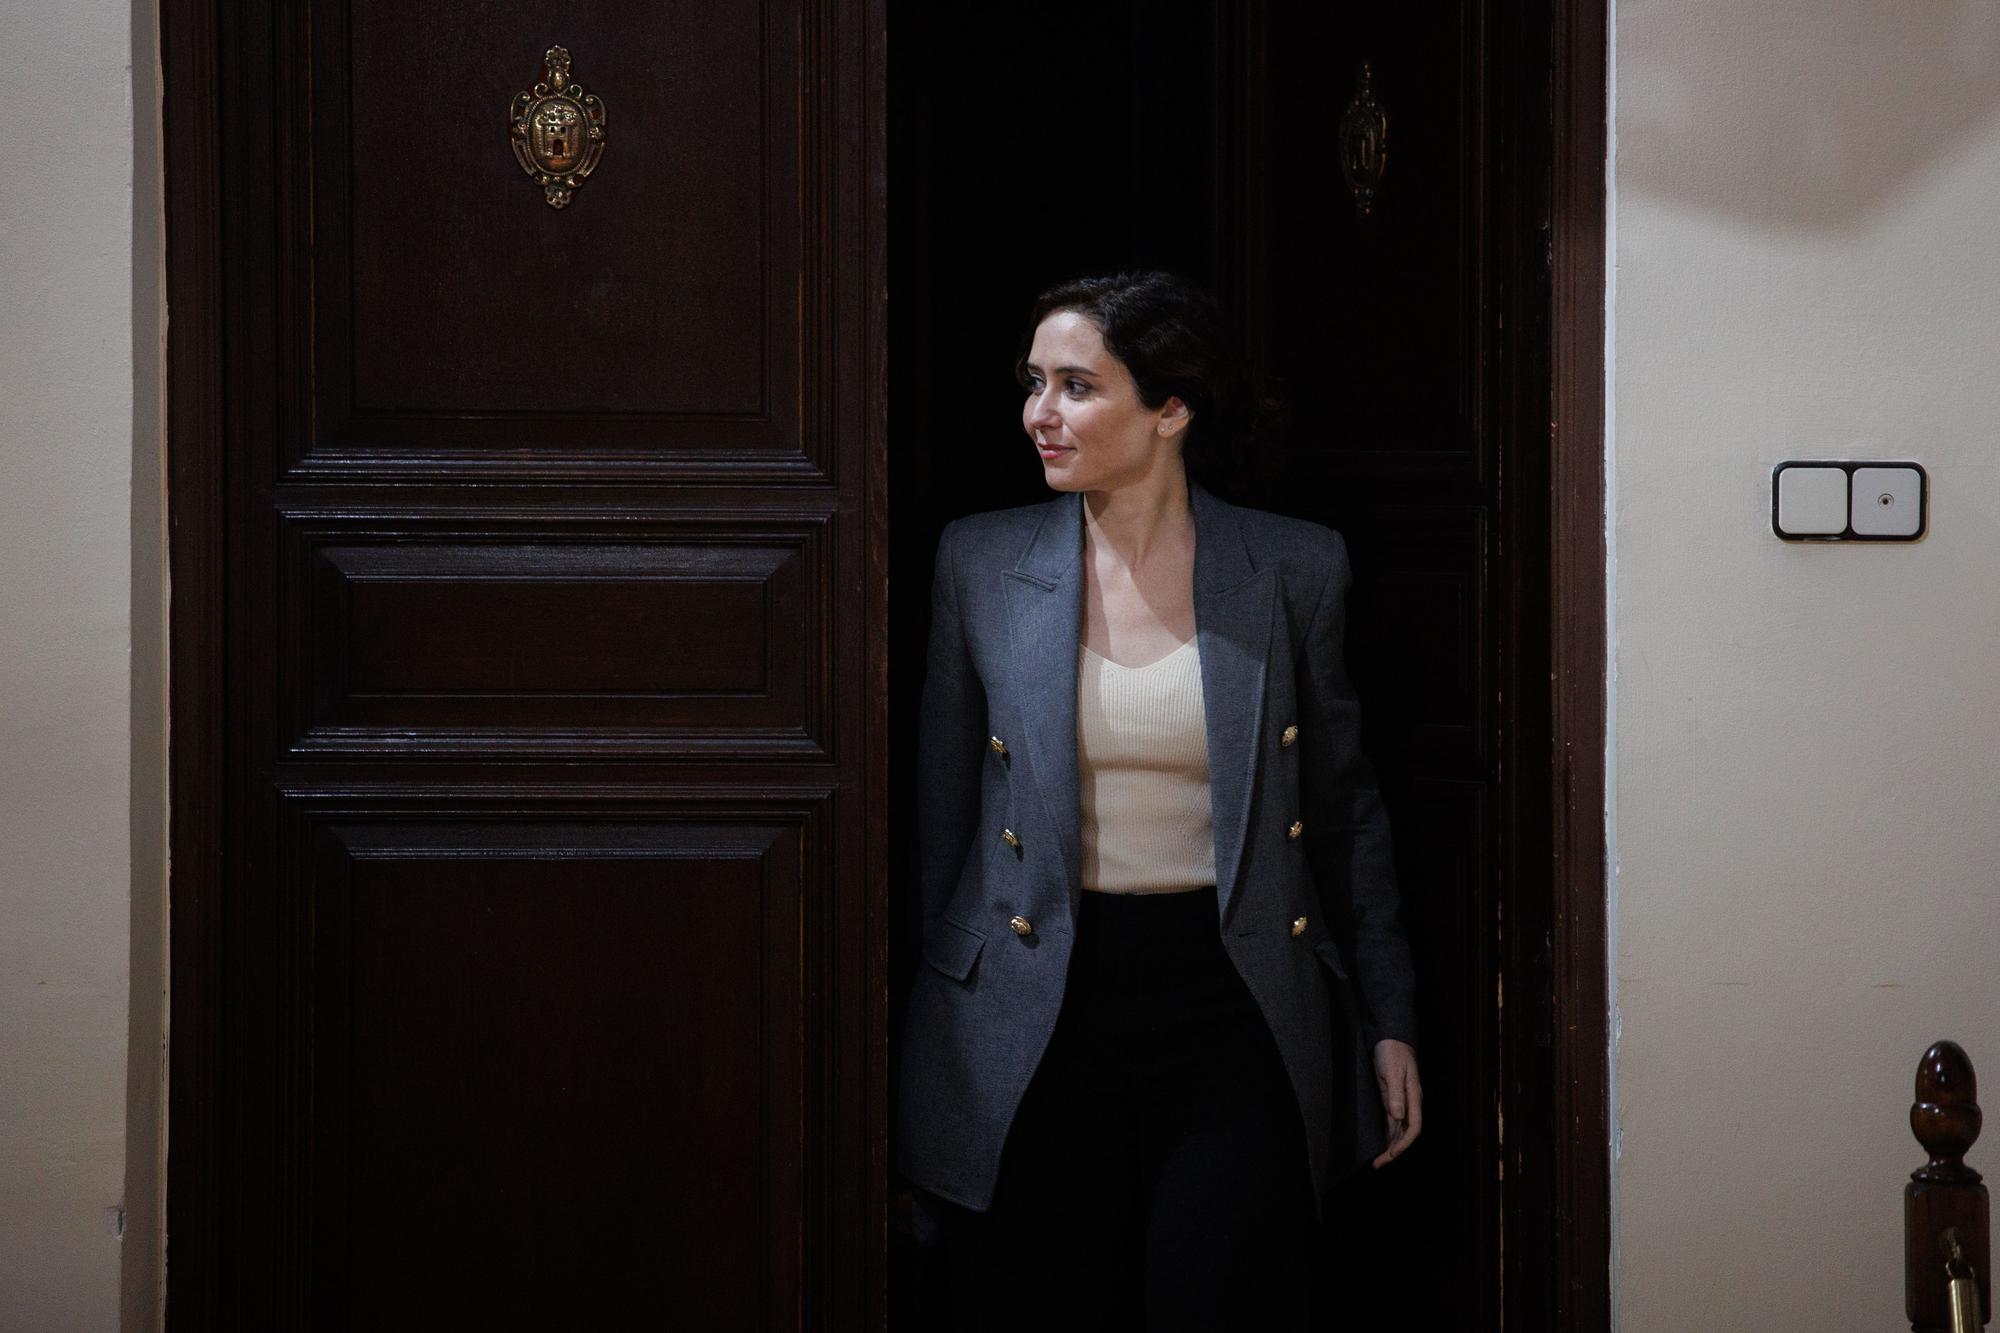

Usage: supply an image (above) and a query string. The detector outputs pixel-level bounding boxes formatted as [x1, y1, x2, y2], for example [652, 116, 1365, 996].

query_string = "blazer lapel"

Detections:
[1190, 482, 1275, 927]
[1000, 483, 1274, 931]
[1002, 492, 1087, 925]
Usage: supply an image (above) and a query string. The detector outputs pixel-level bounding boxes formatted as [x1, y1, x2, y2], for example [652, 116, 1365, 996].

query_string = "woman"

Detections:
[892, 271, 1421, 1330]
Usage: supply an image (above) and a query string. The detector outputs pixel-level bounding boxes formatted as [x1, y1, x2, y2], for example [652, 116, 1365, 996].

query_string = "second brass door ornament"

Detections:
[1339, 63, 1387, 219]
[510, 45, 607, 208]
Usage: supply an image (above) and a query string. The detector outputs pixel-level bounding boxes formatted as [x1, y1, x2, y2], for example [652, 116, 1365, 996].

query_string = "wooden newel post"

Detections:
[1909, 1040, 1990, 1331]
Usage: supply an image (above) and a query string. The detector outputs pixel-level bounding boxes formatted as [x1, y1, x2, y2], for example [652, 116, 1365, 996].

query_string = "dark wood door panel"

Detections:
[283, 514, 833, 759]
[1339, 506, 1491, 782]
[339, 6, 771, 417]
[1263, 8, 1481, 472]
[297, 805, 817, 1329]
[291, 0, 835, 481]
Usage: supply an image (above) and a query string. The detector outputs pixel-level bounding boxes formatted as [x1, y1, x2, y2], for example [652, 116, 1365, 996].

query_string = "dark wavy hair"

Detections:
[1013, 269, 1273, 483]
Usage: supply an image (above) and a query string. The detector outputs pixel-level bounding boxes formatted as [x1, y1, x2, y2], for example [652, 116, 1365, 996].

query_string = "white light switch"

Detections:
[1776, 466, 1849, 535]
[1849, 466, 1924, 537]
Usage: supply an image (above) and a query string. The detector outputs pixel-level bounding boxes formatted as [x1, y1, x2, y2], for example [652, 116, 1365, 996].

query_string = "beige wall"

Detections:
[0, 1, 161, 1329]
[1611, 1, 2000, 1326]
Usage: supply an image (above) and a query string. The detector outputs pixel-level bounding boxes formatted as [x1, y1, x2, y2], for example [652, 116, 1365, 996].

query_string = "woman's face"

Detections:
[1020, 310, 1188, 493]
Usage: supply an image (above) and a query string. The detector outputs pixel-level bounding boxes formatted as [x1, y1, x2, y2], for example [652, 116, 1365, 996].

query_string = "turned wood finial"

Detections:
[1914, 1040, 1985, 1184]
[1908, 1041, 1991, 1330]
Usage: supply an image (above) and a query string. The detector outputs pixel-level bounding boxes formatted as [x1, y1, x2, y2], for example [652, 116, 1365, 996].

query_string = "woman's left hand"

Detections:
[1370, 1039, 1423, 1167]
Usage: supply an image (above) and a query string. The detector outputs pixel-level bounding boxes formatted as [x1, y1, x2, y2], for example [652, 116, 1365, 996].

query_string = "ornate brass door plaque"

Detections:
[509, 46, 606, 208]
[1340, 63, 1387, 219]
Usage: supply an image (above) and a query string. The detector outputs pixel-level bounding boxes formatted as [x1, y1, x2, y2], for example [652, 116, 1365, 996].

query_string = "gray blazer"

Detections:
[892, 480, 1416, 1222]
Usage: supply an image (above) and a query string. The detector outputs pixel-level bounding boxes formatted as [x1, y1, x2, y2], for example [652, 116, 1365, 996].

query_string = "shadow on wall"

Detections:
[1618, 0, 2000, 229]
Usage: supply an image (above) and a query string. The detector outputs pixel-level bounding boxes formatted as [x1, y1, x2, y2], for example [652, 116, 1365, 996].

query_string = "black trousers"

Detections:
[935, 884, 1316, 1331]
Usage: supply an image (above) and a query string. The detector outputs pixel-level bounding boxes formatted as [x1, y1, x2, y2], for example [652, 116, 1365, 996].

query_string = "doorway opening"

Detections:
[885, 2, 1608, 1327]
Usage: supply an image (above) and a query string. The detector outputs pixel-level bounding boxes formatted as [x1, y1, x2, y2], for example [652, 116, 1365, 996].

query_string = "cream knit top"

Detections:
[1076, 637, 1216, 893]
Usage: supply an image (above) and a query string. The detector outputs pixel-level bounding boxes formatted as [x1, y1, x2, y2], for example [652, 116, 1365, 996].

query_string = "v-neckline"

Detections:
[1081, 637, 1197, 672]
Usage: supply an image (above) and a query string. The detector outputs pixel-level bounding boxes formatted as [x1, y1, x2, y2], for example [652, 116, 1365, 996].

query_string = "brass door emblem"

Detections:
[509, 46, 606, 208]
[1339, 63, 1387, 219]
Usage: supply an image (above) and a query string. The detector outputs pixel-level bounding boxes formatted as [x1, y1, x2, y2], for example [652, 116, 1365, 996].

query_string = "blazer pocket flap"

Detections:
[1310, 933, 1350, 981]
[922, 918, 986, 982]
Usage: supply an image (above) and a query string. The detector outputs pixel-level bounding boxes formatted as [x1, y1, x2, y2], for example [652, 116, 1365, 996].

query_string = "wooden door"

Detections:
[164, 2, 886, 1327]
[1246, 4, 1561, 1327]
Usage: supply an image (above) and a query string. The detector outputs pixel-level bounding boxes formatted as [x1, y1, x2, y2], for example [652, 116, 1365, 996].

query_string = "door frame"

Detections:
[159, 0, 1601, 1326]
[160, 0, 227, 1312]
[1549, 0, 1610, 1325]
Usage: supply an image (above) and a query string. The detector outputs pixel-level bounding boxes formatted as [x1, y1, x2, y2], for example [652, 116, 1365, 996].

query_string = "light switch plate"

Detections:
[1772, 460, 1927, 541]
